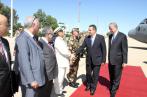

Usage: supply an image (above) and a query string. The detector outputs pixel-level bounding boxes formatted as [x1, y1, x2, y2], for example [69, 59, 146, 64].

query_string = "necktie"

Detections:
[33, 36, 40, 47]
[33, 36, 38, 42]
[48, 43, 54, 51]
[111, 35, 115, 44]
[0, 41, 6, 61]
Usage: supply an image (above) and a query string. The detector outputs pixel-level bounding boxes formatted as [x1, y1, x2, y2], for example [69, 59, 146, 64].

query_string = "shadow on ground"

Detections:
[129, 46, 147, 50]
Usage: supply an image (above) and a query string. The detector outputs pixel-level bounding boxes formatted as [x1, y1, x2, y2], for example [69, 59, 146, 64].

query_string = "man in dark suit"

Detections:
[38, 26, 58, 97]
[76, 24, 106, 95]
[108, 22, 128, 97]
[0, 14, 13, 97]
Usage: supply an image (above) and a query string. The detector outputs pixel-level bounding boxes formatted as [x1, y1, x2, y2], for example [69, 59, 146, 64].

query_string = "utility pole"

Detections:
[78, 0, 81, 30]
[10, 0, 13, 37]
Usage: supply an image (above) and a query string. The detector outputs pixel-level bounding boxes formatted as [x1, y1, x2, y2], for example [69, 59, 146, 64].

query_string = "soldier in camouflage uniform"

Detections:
[67, 28, 81, 88]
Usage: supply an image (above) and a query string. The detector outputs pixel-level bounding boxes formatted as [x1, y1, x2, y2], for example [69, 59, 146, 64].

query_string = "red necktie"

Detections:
[48, 43, 54, 51]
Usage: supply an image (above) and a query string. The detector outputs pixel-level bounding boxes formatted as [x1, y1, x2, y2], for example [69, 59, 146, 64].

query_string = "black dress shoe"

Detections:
[110, 92, 116, 97]
[75, 82, 79, 86]
[69, 82, 78, 88]
[85, 86, 90, 91]
[67, 74, 70, 81]
[90, 89, 95, 95]
[62, 91, 67, 93]
[56, 93, 65, 96]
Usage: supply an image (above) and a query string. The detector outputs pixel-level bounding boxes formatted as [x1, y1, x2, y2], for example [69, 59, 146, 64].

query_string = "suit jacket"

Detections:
[39, 38, 58, 81]
[108, 32, 128, 65]
[15, 31, 45, 86]
[0, 37, 13, 97]
[54, 37, 70, 68]
[0, 37, 11, 70]
[77, 34, 106, 65]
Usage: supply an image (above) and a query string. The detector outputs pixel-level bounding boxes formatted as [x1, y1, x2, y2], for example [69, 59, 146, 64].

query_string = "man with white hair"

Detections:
[108, 22, 128, 97]
[38, 26, 58, 97]
[15, 16, 45, 97]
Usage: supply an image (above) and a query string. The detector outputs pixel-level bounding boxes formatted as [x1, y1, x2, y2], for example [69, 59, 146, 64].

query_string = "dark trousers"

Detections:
[37, 80, 53, 97]
[108, 63, 123, 97]
[86, 62, 101, 91]
[0, 73, 13, 97]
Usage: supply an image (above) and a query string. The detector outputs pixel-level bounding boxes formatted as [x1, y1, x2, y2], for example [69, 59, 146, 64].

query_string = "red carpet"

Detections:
[70, 65, 147, 97]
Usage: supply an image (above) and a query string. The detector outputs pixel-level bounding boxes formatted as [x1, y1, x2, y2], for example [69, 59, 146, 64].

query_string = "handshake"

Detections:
[69, 53, 77, 64]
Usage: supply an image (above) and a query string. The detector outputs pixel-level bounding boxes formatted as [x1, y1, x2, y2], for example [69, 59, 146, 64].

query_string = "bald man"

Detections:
[0, 14, 13, 97]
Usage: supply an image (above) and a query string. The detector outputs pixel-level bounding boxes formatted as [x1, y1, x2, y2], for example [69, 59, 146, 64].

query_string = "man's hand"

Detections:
[71, 53, 76, 58]
[13, 50, 16, 56]
[123, 63, 127, 67]
[70, 53, 75, 60]
[31, 81, 39, 89]
[101, 62, 105, 66]
[69, 54, 76, 64]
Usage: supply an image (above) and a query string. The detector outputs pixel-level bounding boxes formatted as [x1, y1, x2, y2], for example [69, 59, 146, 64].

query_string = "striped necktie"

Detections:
[0, 41, 6, 61]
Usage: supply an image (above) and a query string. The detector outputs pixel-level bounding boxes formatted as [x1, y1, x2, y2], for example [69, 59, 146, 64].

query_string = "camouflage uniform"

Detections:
[67, 36, 81, 83]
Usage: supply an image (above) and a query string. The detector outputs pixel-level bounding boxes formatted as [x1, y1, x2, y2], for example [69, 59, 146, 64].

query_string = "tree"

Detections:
[34, 9, 46, 28]
[13, 23, 23, 35]
[45, 15, 58, 30]
[34, 9, 58, 30]
[0, 2, 21, 36]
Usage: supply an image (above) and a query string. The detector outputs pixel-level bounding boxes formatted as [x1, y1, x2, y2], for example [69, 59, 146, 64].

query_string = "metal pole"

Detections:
[78, 0, 80, 30]
[10, 0, 13, 37]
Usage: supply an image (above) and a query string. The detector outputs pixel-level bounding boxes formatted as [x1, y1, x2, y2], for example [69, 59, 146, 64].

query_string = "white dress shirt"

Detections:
[111, 31, 119, 43]
[91, 33, 96, 46]
[113, 31, 119, 39]
[41, 37, 48, 44]
[24, 29, 34, 38]
[41, 37, 54, 50]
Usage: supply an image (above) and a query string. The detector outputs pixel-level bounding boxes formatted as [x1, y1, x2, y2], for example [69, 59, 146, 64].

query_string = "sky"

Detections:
[1, 0, 147, 35]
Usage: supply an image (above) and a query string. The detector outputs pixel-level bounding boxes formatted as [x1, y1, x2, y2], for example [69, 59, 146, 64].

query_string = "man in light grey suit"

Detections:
[15, 16, 45, 97]
[38, 26, 58, 97]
